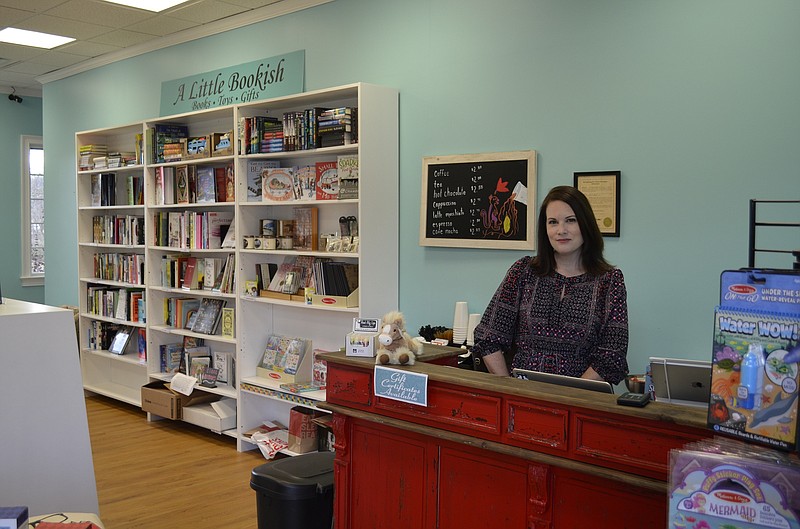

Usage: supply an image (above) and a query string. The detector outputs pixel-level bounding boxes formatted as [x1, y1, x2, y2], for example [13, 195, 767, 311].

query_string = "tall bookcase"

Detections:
[75, 83, 399, 451]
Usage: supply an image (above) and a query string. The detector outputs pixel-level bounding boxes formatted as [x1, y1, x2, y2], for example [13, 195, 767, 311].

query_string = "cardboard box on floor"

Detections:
[141, 380, 217, 420]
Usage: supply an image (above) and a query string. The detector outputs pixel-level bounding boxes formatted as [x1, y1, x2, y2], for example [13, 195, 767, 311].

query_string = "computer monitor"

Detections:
[511, 368, 615, 394]
[649, 357, 711, 407]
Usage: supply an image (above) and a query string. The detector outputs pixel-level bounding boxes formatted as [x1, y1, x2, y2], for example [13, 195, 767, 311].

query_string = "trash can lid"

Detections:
[251, 451, 335, 500]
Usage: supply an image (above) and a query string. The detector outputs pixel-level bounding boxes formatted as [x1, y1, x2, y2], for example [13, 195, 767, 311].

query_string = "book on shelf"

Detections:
[220, 307, 235, 339]
[293, 165, 316, 201]
[212, 350, 233, 384]
[315, 161, 339, 200]
[114, 288, 128, 320]
[108, 327, 132, 355]
[207, 211, 233, 249]
[180, 345, 210, 375]
[262, 167, 295, 202]
[337, 154, 359, 200]
[196, 166, 216, 203]
[203, 257, 224, 290]
[312, 349, 329, 389]
[246, 160, 280, 201]
[279, 382, 321, 394]
[189, 355, 212, 378]
[200, 367, 219, 387]
[190, 298, 225, 335]
[137, 328, 147, 362]
[256, 262, 278, 291]
[181, 256, 200, 290]
[175, 165, 189, 204]
[151, 123, 189, 163]
[292, 206, 318, 251]
[220, 217, 236, 249]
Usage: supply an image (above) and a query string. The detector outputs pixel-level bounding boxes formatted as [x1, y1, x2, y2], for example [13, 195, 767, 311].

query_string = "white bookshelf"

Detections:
[75, 83, 398, 451]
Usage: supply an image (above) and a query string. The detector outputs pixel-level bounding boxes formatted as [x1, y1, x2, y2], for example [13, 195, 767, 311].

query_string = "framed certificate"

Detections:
[574, 171, 621, 237]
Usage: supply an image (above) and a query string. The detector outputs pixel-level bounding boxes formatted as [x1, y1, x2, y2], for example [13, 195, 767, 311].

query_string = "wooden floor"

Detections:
[85, 395, 265, 529]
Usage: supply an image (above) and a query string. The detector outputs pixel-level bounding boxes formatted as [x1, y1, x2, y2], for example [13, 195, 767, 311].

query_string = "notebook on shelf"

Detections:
[511, 368, 615, 394]
[649, 356, 711, 407]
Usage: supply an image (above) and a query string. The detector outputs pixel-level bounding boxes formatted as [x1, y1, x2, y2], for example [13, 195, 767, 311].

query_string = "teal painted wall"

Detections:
[0, 94, 44, 303]
[41, 0, 799, 374]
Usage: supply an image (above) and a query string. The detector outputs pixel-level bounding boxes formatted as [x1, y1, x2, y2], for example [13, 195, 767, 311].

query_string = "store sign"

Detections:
[374, 366, 428, 407]
[160, 50, 305, 115]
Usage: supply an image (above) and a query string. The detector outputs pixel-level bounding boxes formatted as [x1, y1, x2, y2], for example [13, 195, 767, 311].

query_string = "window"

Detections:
[21, 135, 44, 285]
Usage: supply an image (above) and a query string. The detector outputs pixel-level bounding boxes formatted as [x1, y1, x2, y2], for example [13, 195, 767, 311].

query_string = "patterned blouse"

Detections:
[471, 256, 629, 384]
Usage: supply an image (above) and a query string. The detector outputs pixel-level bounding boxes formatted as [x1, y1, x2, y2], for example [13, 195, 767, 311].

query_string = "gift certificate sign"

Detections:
[374, 366, 428, 407]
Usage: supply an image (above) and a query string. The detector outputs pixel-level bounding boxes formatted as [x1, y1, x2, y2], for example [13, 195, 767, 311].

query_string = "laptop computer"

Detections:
[511, 368, 615, 394]
[649, 357, 711, 407]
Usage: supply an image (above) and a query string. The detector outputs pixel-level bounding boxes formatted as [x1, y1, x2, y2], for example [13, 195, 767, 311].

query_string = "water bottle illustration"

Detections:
[738, 342, 765, 409]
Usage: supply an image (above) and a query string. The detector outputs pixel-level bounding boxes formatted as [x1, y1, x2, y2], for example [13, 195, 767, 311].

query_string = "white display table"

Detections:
[0, 299, 99, 516]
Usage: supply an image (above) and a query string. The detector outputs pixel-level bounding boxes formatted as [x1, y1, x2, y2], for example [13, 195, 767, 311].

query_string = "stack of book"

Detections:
[317, 107, 357, 147]
[149, 123, 189, 163]
[107, 151, 137, 168]
[79, 144, 108, 170]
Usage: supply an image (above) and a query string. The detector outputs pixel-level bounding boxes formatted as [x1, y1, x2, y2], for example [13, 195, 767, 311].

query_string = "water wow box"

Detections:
[709, 270, 800, 452]
[668, 440, 800, 529]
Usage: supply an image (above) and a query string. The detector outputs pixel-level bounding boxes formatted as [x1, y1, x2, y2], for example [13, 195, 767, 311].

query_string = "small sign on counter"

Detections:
[374, 366, 428, 406]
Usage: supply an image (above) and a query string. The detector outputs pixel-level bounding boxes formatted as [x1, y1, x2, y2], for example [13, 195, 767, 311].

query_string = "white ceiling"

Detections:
[0, 0, 330, 97]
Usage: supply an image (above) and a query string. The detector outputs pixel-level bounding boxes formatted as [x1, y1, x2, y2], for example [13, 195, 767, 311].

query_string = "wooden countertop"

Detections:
[318, 349, 709, 430]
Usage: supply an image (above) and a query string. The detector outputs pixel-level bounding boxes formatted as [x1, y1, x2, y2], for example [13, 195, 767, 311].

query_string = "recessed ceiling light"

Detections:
[102, 0, 189, 12]
[0, 28, 75, 49]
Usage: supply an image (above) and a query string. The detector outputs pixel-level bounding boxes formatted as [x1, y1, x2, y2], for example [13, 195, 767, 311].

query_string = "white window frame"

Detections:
[21, 135, 44, 286]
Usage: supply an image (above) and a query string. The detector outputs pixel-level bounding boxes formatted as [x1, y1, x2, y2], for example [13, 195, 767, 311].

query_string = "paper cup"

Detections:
[453, 301, 469, 329]
[466, 313, 481, 346]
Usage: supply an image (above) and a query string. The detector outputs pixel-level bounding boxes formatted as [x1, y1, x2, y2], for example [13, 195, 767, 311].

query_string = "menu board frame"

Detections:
[419, 150, 536, 250]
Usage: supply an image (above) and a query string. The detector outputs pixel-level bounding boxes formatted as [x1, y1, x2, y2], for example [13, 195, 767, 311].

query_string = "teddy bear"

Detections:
[375, 310, 422, 365]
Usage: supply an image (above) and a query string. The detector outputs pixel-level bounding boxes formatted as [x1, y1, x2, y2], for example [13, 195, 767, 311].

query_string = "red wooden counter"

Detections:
[318, 349, 713, 528]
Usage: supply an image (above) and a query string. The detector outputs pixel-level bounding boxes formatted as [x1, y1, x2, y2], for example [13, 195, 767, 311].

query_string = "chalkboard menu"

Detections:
[420, 150, 536, 250]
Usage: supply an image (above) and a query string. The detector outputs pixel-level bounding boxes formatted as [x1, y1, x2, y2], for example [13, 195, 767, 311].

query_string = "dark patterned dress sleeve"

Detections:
[587, 268, 629, 384]
[471, 257, 530, 359]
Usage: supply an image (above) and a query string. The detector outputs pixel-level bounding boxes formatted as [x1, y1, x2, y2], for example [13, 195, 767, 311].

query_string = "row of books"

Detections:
[152, 210, 233, 250]
[86, 286, 145, 322]
[160, 340, 235, 386]
[239, 107, 356, 156]
[247, 155, 358, 202]
[154, 163, 235, 206]
[160, 255, 229, 292]
[257, 256, 357, 297]
[87, 322, 146, 359]
[89, 172, 144, 207]
[92, 214, 145, 246]
[92, 252, 144, 285]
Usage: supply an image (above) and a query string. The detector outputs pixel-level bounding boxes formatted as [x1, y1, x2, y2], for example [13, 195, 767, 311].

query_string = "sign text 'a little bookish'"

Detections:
[160, 50, 305, 115]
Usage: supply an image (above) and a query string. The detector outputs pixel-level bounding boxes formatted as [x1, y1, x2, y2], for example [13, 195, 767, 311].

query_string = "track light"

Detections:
[8, 93, 22, 103]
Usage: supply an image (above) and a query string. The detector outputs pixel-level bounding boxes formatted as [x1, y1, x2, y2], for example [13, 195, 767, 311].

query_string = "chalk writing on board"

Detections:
[421, 151, 537, 250]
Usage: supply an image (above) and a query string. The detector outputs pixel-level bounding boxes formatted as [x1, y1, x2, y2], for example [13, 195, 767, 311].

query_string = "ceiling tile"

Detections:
[4, 60, 61, 75]
[168, 0, 247, 24]
[14, 14, 114, 40]
[59, 39, 122, 58]
[45, 0, 156, 30]
[89, 28, 155, 47]
[28, 49, 87, 68]
[124, 14, 199, 37]
[0, 43, 48, 61]
[221, 0, 282, 8]
[0, 5, 35, 26]
[0, 0, 64, 12]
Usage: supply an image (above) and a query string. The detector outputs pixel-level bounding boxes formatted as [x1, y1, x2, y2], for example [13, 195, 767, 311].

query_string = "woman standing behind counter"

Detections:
[471, 185, 629, 384]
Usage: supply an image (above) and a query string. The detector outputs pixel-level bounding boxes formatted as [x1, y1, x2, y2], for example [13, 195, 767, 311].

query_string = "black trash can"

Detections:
[250, 451, 335, 529]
